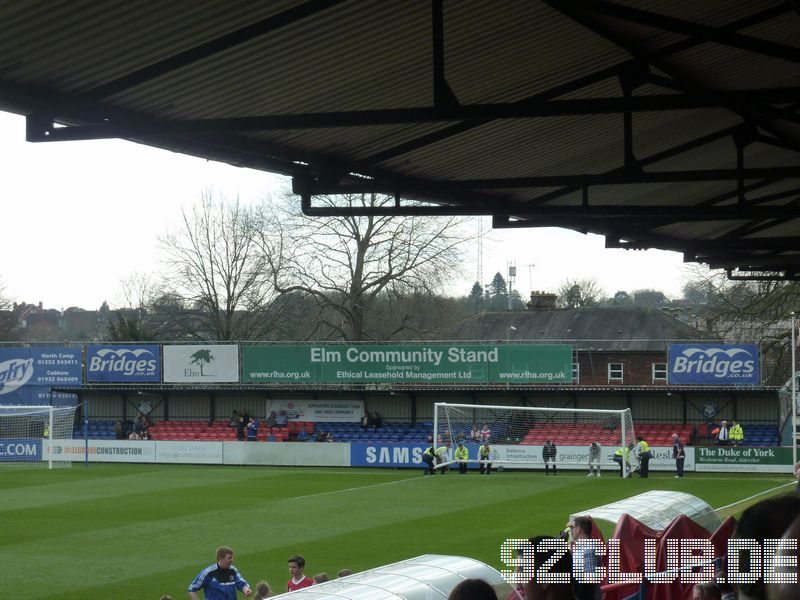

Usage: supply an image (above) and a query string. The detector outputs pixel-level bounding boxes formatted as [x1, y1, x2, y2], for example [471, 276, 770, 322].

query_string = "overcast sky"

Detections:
[0, 110, 695, 310]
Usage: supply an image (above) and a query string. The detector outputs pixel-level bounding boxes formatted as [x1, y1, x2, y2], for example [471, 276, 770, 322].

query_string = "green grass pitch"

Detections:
[1, 465, 793, 599]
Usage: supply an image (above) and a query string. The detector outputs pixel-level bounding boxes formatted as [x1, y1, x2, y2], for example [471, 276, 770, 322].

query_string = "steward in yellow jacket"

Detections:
[454, 441, 469, 474]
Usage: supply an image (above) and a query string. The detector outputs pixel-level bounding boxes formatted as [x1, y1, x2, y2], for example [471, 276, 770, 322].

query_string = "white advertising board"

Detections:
[490, 445, 695, 472]
[266, 398, 364, 422]
[156, 441, 223, 464]
[163, 345, 239, 383]
[44, 440, 156, 463]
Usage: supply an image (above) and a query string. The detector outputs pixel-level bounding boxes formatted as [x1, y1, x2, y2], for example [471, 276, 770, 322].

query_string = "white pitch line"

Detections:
[291, 476, 422, 501]
[715, 480, 797, 512]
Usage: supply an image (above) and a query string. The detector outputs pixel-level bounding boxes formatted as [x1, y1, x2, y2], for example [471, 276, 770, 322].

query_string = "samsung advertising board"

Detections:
[0, 438, 41, 462]
[351, 443, 454, 468]
[163, 345, 239, 383]
[668, 343, 760, 385]
[86, 345, 161, 383]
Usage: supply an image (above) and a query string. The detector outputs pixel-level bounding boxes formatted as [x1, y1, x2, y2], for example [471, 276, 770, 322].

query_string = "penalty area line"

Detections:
[714, 480, 796, 513]
[292, 475, 422, 501]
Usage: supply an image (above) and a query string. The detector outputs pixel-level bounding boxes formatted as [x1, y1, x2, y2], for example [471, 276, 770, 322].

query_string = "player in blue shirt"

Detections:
[189, 546, 252, 600]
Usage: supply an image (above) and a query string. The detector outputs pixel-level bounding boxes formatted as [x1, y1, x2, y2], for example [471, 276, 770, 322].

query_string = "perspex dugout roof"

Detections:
[268, 554, 518, 599]
[572, 489, 723, 533]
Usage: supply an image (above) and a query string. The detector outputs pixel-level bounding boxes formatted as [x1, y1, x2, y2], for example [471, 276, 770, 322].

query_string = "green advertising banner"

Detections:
[241, 344, 572, 385]
[694, 446, 793, 473]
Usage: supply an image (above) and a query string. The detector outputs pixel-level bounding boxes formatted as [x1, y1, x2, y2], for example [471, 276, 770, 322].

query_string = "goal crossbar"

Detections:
[433, 402, 635, 474]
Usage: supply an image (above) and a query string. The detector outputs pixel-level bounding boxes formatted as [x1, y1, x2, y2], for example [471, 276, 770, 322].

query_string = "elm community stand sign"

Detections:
[241, 344, 572, 385]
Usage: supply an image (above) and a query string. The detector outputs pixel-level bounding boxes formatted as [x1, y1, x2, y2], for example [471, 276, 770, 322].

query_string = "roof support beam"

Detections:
[80, 0, 345, 100]
[569, 0, 800, 64]
[28, 88, 800, 141]
[360, 3, 791, 166]
[301, 166, 800, 195]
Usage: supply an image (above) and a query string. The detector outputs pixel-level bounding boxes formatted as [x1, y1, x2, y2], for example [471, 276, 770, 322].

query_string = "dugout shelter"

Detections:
[267, 554, 518, 599]
[0, 2, 798, 280]
[571, 489, 723, 535]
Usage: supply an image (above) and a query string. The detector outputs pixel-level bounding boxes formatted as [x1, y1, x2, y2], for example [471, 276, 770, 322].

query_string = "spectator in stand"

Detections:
[113, 420, 125, 440]
[480, 423, 491, 443]
[730, 419, 744, 446]
[253, 581, 272, 599]
[693, 582, 721, 600]
[134, 412, 150, 437]
[337, 569, 352, 578]
[275, 411, 288, 427]
[447, 578, 498, 600]
[672, 433, 686, 478]
[470, 422, 481, 442]
[361, 412, 370, 431]
[188, 545, 252, 600]
[229, 410, 239, 428]
[479, 442, 492, 475]
[287, 555, 313, 592]
[587, 441, 601, 477]
[525, 535, 575, 600]
[265, 411, 277, 429]
[128, 431, 142, 441]
[543, 440, 557, 475]
[767, 512, 800, 600]
[568, 516, 601, 600]
[455, 440, 469, 474]
[373, 411, 383, 430]
[246, 416, 260, 441]
[716, 420, 730, 446]
[312, 573, 329, 584]
[236, 414, 246, 441]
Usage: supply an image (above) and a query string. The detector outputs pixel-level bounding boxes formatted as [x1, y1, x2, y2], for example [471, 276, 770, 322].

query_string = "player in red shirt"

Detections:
[287, 555, 313, 592]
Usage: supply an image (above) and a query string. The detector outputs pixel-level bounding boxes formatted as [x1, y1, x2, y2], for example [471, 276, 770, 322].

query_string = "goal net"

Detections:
[433, 403, 635, 474]
[0, 404, 79, 469]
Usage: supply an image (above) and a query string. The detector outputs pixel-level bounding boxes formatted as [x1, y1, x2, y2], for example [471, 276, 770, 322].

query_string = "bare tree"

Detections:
[264, 193, 470, 341]
[0, 281, 18, 340]
[556, 277, 603, 308]
[683, 266, 800, 384]
[159, 191, 282, 341]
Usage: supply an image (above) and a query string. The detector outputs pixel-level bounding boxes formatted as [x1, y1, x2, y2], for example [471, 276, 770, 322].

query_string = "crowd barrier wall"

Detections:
[39, 440, 794, 473]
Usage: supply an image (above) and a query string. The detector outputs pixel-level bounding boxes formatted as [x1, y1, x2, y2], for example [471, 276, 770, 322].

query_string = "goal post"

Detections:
[433, 403, 635, 474]
[0, 404, 79, 469]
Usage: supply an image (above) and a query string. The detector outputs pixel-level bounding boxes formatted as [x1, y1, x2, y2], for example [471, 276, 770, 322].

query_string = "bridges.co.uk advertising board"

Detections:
[242, 343, 572, 385]
[0, 346, 81, 405]
[85, 344, 161, 382]
[668, 343, 759, 385]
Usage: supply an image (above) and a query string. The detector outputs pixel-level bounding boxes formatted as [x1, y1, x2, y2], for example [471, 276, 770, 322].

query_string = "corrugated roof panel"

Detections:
[379, 114, 623, 180]
[112, 2, 433, 117]
[445, 2, 630, 104]
[1, 1, 291, 92]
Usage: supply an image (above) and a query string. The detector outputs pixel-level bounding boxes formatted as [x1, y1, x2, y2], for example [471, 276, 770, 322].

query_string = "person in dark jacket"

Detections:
[543, 440, 557, 475]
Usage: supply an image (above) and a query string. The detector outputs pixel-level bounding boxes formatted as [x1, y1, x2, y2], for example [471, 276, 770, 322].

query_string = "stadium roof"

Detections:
[1, 2, 799, 278]
[445, 306, 710, 351]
